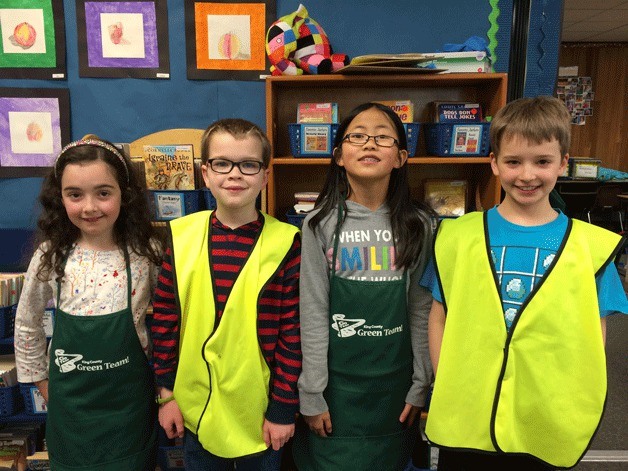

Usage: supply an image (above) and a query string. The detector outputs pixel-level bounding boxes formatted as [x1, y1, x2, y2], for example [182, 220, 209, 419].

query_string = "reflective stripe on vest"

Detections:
[425, 212, 622, 468]
[170, 210, 298, 458]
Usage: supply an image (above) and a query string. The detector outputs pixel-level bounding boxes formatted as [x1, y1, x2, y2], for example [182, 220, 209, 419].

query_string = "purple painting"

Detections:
[84, 1, 158, 68]
[0, 97, 62, 167]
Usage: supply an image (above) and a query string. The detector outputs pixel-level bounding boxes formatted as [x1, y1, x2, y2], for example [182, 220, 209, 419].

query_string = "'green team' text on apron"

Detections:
[46, 254, 156, 471]
[294, 203, 415, 471]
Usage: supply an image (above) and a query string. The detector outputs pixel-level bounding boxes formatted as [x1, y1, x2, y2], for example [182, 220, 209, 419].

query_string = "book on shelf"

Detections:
[335, 53, 444, 75]
[376, 100, 414, 123]
[336, 51, 490, 74]
[0, 354, 17, 388]
[294, 202, 315, 214]
[0, 273, 25, 307]
[294, 191, 319, 213]
[422, 51, 492, 73]
[431, 102, 483, 123]
[142, 144, 195, 190]
[294, 191, 319, 203]
[424, 180, 468, 218]
[297, 103, 338, 124]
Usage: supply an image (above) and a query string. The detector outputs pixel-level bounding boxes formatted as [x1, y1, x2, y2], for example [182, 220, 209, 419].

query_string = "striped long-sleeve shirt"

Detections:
[151, 213, 301, 424]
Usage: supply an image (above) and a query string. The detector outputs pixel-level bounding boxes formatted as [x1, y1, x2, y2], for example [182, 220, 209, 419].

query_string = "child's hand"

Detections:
[399, 403, 420, 427]
[303, 411, 332, 437]
[262, 419, 295, 451]
[158, 399, 185, 439]
[34, 379, 49, 403]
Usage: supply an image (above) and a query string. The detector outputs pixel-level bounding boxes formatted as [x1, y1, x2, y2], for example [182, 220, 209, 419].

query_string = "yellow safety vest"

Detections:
[426, 212, 622, 468]
[170, 210, 298, 458]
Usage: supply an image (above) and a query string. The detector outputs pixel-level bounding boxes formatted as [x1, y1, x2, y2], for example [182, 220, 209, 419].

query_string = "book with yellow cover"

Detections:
[143, 145, 195, 190]
[424, 180, 467, 217]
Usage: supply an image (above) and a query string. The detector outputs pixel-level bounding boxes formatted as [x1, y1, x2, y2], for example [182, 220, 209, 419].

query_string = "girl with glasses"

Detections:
[293, 102, 436, 470]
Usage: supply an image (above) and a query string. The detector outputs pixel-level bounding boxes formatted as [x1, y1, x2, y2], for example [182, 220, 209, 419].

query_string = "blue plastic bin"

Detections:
[201, 188, 217, 210]
[289, 123, 421, 157]
[148, 189, 203, 221]
[19, 383, 47, 415]
[404, 123, 421, 157]
[0, 384, 22, 416]
[424, 122, 490, 156]
[289, 123, 339, 157]
[286, 210, 307, 229]
[0, 304, 16, 339]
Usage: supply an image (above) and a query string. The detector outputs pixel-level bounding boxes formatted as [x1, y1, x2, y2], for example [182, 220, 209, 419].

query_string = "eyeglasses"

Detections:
[207, 158, 264, 175]
[342, 133, 399, 148]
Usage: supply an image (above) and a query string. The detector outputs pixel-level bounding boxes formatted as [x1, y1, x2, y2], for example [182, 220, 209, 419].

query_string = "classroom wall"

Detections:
[559, 43, 628, 172]
[0, 0, 577, 236]
[1, 0, 508, 231]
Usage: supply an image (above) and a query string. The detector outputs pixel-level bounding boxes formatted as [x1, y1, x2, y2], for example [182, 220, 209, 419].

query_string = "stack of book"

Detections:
[335, 53, 441, 74]
[294, 192, 319, 214]
[334, 52, 491, 74]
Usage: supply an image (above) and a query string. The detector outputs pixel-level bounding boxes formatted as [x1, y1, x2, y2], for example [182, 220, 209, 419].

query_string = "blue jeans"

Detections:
[184, 430, 283, 471]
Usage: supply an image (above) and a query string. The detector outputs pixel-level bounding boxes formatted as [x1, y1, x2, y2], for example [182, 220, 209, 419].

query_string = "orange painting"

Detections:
[194, 2, 266, 70]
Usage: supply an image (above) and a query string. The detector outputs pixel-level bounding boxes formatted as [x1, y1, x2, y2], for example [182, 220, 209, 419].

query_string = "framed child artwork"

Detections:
[185, 0, 276, 80]
[0, 0, 66, 79]
[75, 0, 170, 78]
[0, 88, 71, 167]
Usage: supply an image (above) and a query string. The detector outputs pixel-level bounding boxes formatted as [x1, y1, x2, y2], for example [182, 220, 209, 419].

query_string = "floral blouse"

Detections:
[14, 243, 160, 383]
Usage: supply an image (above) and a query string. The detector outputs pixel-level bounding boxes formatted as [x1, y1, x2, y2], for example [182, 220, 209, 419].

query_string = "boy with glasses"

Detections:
[151, 118, 301, 471]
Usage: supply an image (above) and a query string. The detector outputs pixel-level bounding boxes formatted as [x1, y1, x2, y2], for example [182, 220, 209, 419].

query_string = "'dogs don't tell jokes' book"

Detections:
[143, 145, 195, 190]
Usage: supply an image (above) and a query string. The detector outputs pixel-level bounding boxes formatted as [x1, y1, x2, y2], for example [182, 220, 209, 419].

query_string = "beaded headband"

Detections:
[55, 138, 130, 183]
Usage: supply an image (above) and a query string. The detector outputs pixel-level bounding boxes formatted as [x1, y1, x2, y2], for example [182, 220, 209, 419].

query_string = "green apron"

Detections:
[46, 252, 157, 471]
[294, 203, 416, 471]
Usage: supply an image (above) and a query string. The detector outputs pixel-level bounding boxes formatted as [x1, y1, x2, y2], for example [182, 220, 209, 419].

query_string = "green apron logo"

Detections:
[331, 314, 365, 337]
[54, 349, 84, 373]
[54, 349, 130, 373]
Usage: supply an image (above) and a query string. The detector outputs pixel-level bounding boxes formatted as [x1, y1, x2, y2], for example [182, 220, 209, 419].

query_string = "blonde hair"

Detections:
[490, 96, 571, 157]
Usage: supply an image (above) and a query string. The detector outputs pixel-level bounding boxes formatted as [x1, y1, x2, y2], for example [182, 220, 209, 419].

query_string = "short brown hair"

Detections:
[490, 96, 571, 157]
[200, 118, 271, 167]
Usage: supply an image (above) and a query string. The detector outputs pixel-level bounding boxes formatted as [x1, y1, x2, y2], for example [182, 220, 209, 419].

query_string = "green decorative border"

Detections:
[487, 0, 500, 69]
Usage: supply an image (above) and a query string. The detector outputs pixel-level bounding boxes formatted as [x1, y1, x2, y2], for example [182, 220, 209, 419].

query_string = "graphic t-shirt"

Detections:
[488, 208, 567, 330]
[421, 208, 626, 331]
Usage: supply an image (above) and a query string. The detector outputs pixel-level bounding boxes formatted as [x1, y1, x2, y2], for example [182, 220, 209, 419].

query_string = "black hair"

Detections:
[308, 102, 434, 270]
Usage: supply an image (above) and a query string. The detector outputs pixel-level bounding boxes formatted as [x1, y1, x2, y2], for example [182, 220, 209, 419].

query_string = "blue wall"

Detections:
[1, 0, 524, 232]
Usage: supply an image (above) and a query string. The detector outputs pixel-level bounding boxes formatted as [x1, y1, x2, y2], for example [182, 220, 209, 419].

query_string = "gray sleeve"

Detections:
[297, 211, 332, 416]
[405, 217, 435, 407]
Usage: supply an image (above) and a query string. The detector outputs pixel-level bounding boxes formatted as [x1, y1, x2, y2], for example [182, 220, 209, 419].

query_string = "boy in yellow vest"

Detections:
[150, 119, 301, 470]
[423, 96, 627, 470]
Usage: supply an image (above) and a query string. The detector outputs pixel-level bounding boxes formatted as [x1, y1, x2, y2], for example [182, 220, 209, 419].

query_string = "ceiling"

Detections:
[561, 0, 628, 42]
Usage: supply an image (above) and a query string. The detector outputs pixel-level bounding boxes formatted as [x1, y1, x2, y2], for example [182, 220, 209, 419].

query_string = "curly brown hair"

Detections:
[35, 137, 163, 282]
